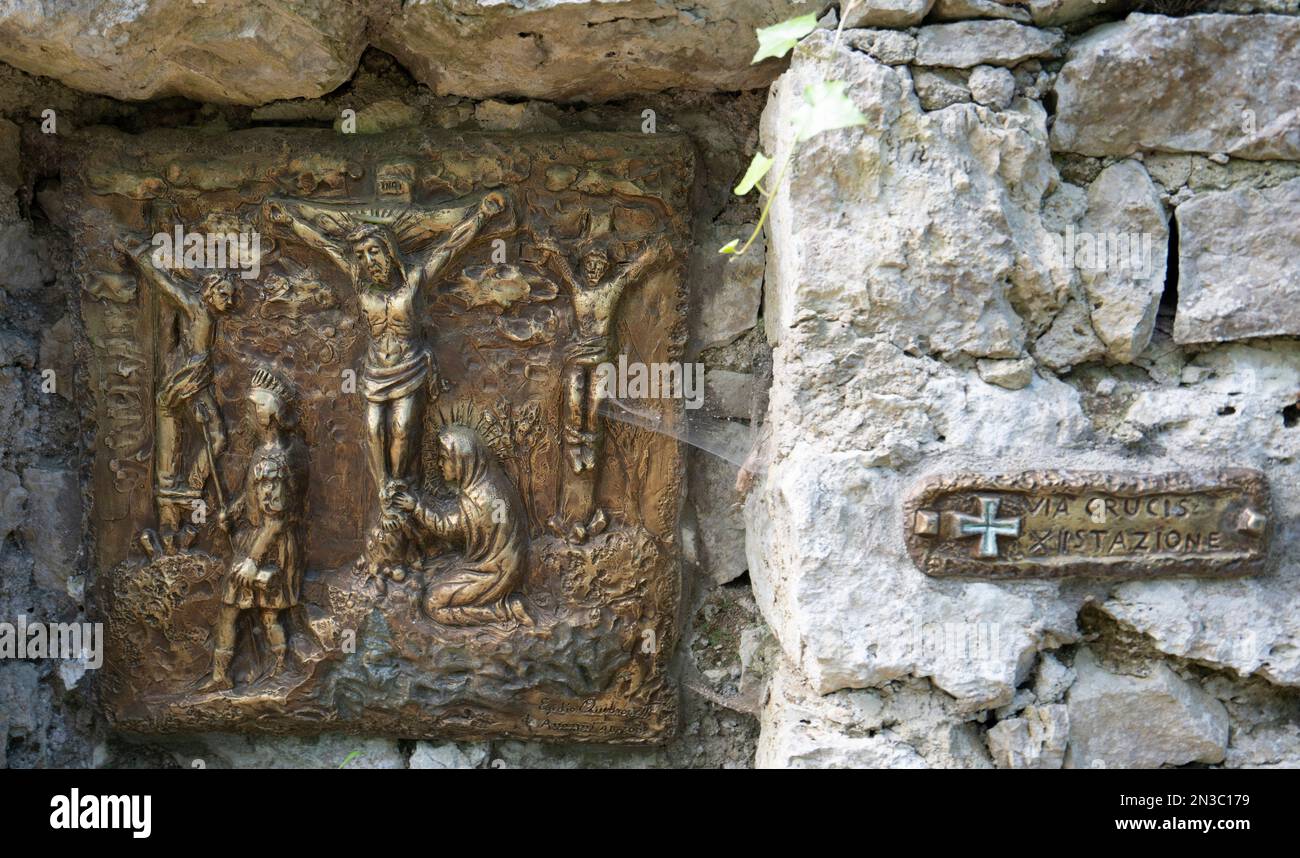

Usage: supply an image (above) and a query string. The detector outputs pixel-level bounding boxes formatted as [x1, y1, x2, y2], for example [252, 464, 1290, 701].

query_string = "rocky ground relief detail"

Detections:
[68, 128, 694, 743]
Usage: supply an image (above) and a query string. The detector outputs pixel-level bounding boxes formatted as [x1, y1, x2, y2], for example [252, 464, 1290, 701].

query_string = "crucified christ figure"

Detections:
[263, 192, 507, 523]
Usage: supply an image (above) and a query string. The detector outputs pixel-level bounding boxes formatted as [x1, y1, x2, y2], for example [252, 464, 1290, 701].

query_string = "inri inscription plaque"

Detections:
[68, 127, 693, 743]
[905, 470, 1271, 580]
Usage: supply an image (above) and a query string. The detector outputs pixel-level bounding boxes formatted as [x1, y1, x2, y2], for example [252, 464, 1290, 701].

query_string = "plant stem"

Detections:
[832, 0, 859, 52]
[734, 146, 794, 256]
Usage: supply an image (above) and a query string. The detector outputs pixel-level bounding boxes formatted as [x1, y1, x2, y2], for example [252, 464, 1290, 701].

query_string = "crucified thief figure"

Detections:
[535, 231, 671, 539]
[116, 239, 238, 552]
[264, 191, 507, 574]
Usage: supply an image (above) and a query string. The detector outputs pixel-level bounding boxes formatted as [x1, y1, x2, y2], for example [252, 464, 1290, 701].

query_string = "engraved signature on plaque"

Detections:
[69, 128, 693, 743]
[905, 470, 1270, 579]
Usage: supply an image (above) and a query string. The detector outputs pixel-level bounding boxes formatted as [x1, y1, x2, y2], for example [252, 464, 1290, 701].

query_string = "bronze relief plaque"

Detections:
[68, 127, 694, 742]
[905, 470, 1271, 580]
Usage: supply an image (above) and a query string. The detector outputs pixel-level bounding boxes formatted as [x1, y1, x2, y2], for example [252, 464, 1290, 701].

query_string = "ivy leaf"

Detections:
[751, 13, 818, 63]
[733, 152, 774, 196]
[718, 239, 741, 255]
[792, 80, 868, 143]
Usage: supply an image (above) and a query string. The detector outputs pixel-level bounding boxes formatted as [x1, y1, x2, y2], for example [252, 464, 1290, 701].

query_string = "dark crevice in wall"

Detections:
[724, 570, 751, 589]
[1132, 0, 1216, 14]
[246, 118, 336, 129]
[1155, 207, 1180, 339]
[1041, 86, 1057, 121]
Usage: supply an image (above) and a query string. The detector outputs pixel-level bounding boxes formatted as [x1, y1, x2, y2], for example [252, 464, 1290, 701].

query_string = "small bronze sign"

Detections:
[905, 470, 1270, 580]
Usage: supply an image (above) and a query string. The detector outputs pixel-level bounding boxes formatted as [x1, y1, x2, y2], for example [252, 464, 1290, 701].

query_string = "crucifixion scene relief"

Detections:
[71, 128, 693, 743]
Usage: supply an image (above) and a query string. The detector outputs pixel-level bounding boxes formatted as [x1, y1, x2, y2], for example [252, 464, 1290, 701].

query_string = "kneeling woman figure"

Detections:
[392, 425, 532, 627]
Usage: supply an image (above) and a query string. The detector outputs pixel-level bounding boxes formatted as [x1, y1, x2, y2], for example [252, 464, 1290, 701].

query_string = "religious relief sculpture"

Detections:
[114, 238, 238, 557]
[204, 368, 307, 691]
[389, 424, 532, 627]
[535, 220, 674, 542]
[71, 128, 693, 743]
[263, 191, 510, 582]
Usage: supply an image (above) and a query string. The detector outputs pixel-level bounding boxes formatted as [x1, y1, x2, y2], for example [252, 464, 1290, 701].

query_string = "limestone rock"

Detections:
[1184, 158, 1300, 195]
[750, 34, 1089, 706]
[994, 687, 1035, 720]
[1051, 14, 1300, 160]
[691, 420, 754, 585]
[1143, 153, 1194, 193]
[1077, 160, 1169, 363]
[20, 467, 80, 592]
[986, 704, 1068, 768]
[976, 356, 1033, 389]
[409, 741, 491, 769]
[693, 223, 763, 353]
[249, 100, 340, 125]
[704, 370, 755, 421]
[1026, 0, 1125, 26]
[914, 21, 1063, 68]
[1065, 651, 1228, 769]
[0, 661, 40, 768]
[1107, 342, 1300, 688]
[967, 65, 1015, 109]
[1226, 721, 1300, 768]
[373, 1, 819, 102]
[0, 0, 369, 105]
[38, 315, 75, 401]
[334, 99, 422, 134]
[758, 663, 993, 768]
[0, 354, 34, 465]
[746, 344, 1089, 704]
[0, 118, 19, 190]
[930, 0, 1033, 22]
[0, 329, 35, 369]
[761, 31, 1069, 359]
[167, 734, 406, 769]
[1031, 298, 1106, 372]
[738, 624, 779, 705]
[0, 468, 26, 542]
[842, 0, 935, 28]
[1219, 692, 1300, 767]
[1211, 0, 1300, 11]
[1032, 651, 1075, 703]
[1173, 178, 1300, 344]
[845, 30, 917, 66]
[912, 68, 971, 110]
[1041, 181, 1088, 233]
[0, 222, 46, 295]
[473, 100, 563, 133]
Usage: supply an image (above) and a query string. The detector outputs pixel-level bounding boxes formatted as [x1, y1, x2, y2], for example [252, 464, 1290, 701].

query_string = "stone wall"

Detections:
[749, 7, 1300, 768]
[1, 0, 1298, 768]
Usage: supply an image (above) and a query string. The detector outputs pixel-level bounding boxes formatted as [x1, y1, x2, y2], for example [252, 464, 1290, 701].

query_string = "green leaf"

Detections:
[751, 13, 818, 63]
[791, 80, 868, 143]
[733, 152, 774, 196]
[718, 239, 741, 255]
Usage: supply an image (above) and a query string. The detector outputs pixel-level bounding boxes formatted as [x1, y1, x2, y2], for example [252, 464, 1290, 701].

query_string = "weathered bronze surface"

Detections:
[906, 470, 1271, 580]
[69, 127, 693, 742]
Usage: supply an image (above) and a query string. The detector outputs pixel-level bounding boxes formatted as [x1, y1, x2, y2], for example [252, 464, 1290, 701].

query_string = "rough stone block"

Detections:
[1174, 178, 1300, 344]
[1052, 14, 1300, 160]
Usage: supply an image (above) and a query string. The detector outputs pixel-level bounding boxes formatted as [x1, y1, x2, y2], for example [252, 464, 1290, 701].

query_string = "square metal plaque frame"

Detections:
[68, 127, 694, 743]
